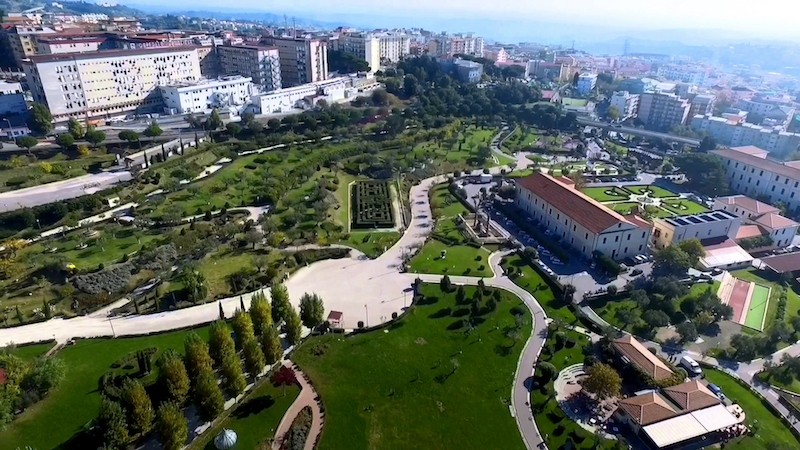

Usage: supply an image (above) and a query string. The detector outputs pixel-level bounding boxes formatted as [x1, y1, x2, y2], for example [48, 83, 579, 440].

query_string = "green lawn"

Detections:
[0, 326, 211, 450]
[531, 328, 616, 450]
[333, 172, 357, 229]
[500, 255, 578, 324]
[2, 342, 54, 359]
[54, 227, 165, 270]
[409, 240, 492, 277]
[704, 368, 799, 450]
[293, 283, 530, 450]
[732, 269, 800, 331]
[580, 187, 630, 202]
[430, 183, 469, 219]
[660, 198, 709, 216]
[189, 380, 300, 450]
[342, 231, 401, 259]
[198, 250, 258, 299]
[609, 202, 640, 215]
[0, 152, 116, 193]
[624, 185, 678, 198]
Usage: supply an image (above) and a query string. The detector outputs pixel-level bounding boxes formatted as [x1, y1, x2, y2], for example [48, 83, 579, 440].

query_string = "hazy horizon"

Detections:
[122, 0, 800, 42]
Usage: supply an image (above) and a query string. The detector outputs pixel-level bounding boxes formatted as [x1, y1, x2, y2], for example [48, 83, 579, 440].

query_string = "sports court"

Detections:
[717, 272, 770, 331]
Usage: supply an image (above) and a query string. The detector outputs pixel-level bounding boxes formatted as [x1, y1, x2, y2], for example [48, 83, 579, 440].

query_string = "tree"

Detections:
[206, 109, 223, 130]
[699, 136, 717, 151]
[16, 136, 38, 151]
[231, 309, 255, 349]
[220, 352, 247, 395]
[67, 118, 84, 139]
[118, 130, 140, 148]
[55, 133, 75, 149]
[653, 245, 692, 277]
[240, 111, 255, 125]
[538, 361, 557, 381]
[643, 310, 670, 328]
[158, 350, 190, 405]
[284, 304, 303, 345]
[617, 308, 641, 330]
[674, 153, 730, 197]
[267, 118, 281, 131]
[84, 127, 106, 148]
[328, 49, 371, 73]
[299, 292, 325, 328]
[120, 379, 154, 435]
[244, 228, 263, 249]
[226, 122, 242, 137]
[184, 333, 214, 382]
[143, 121, 163, 138]
[27, 102, 53, 135]
[440, 274, 452, 292]
[270, 283, 292, 324]
[606, 106, 620, 121]
[676, 321, 698, 343]
[242, 336, 266, 376]
[155, 401, 188, 450]
[181, 267, 208, 303]
[193, 368, 224, 421]
[249, 291, 273, 335]
[678, 239, 705, 266]
[581, 363, 621, 399]
[261, 324, 283, 364]
[97, 397, 129, 450]
[209, 321, 236, 367]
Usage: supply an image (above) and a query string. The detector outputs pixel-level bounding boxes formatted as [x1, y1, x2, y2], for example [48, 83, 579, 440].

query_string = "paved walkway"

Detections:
[271, 361, 324, 450]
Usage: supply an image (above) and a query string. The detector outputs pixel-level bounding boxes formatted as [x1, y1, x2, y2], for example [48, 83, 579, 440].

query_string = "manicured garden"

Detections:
[625, 185, 677, 198]
[580, 187, 631, 202]
[500, 254, 578, 324]
[351, 180, 395, 230]
[704, 368, 799, 449]
[660, 198, 709, 215]
[340, 231, 401, 259]
[293, 283, 531, 450]
[609, 202, 640, 215]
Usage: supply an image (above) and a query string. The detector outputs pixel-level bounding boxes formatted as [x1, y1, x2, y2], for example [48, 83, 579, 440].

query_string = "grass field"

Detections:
[189, 380, 300, 450]
[293, 283, 530, 450]
[0, 152, 117, 193]
[744, 284, 770, 330]
[0, 326, 211, 450]
[500, 255, 578, 324]
[660, 198, 709, 215]
[609, 202, 640, 215]
[580, 187, 630, 202]
[198, 250, 258, 299]
[54, 227, 165, 270]
[625, 185, 678, 198]
[2, 342, 54, 360]
[733, 269, 800, 330]
[704, 368, 799, 450]
[409, 240, 492, 277]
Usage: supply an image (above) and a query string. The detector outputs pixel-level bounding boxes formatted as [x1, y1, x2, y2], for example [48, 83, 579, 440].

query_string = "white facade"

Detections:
[24, 47, 201, 121]
[253, 77, 347, 114]
[159, 76, 252, 115]
[577, 73, 597, 96]
[374, 33, 410, 63]
[656, 65, 707, 85]
[335, 33, 380, 72]
[610, 91, 639, 120]
[37, 38, 104, 55]
[263, 37, 328, 87]
[652, 210, 741, 249]
[691, 115, 800, 157]
[638, 93, 690, 131]
[216, 45, 282, 92]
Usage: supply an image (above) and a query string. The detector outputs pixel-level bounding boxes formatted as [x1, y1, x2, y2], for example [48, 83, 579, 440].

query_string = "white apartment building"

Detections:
[333, 33, 380, 73]
[159, 76, 252, 115]
[737, 99, 795, 128]
[637, 92, 690, 132]
[610, 91, 639, 120]
[374, 33, 410, 63]
[691, 115, 800, 157]
[576, 73, 597, 96]
[711, 146, 800, 216]
[215, 45, 282, 92]
[688, 93, 715, 118]
[252, 77, 347, 114]
[5, 25, 56, 67]
[515, 172, 652, 260]
[23, 47, 202, 121]
[656, 65, 707, 85]
[714, 195, 799, 249]
[262, 37, 328, 87]
[652, 210, 741, 249]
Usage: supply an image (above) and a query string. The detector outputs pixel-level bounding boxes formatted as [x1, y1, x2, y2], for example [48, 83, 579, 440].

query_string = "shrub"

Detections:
[73, 263, 135, 294]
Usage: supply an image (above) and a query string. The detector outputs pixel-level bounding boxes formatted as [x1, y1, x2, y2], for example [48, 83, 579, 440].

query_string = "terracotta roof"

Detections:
[617, 392, 679, 426]
[662, 380, 721, 412]
[516, 172, 645, 234]
[710, 148, 800, 181]
[735, 224, 765, 240]
[716, 195, 779, 215]
[761, 253, 800, 274]
[625, 214, 652, 229]
[730, 145, 769, 157]
[327, 311, 343, 320]
[753, 212, 799, 230]
[612, 335, 675, 381]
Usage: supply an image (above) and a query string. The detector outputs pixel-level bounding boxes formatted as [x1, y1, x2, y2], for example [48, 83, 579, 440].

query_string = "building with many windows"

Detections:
[637, 92, 690, 131]
[2, 25, 56, 67]
[714, 195, 799, 250]
[609, 90, 639, 120]
[691, 114, 800, 157]
[23, 46, 201, 121]
[215, 44, 281, 92]
[651, 210, 741, 249]
[332, 32, 380, 73]
[711, 146, 800, 216]
[576, 73, 597, 96]
[159, 76, 252, 115]
[514, 172, 652, 260]
[251, 77, 348, 114]
[262, 36, 328, 87]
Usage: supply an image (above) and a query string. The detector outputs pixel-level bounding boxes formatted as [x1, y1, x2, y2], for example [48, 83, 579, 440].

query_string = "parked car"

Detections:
[631, 268, 643, 276]
[679, 355, 702, 376]
[707, 383, 724, 398]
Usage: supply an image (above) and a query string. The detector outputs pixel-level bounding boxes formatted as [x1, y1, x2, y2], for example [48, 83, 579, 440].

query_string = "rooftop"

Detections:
[698, 238, 753, 270]
[25, 45, 198, 63]
[516, 172, 647, 234]
[760, 253, 800, 274]
[662, 210, 738, 228]
[617, 392, 678, 426]
[642, 404, 739, 448]
[753, 212, 799, 230]
[710, 147, 800, 181]
[735, 224, 765, 240]
[662, 380, 720, 412]
[715, 195, 779, 215]
[612, 335, 675, 381]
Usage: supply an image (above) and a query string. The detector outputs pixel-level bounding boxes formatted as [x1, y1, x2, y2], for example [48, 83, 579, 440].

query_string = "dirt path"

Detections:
[271, 361, 324, 450]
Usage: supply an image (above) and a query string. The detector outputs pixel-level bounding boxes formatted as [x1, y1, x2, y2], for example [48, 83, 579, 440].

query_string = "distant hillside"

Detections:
[0, 0, 143, 17]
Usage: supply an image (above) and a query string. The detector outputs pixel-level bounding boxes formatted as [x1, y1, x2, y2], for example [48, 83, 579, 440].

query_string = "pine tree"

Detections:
[218, 301, 225, 319]
[270, 283, 291, 324]
[261, 324, 283, 364]
[158, 350, 190, 405]
[249, 291, 273, 335]
[231, 309, 255, 350]
[193, 368, 224, 421]
[242, 337, 266, 376]
[209, 321, 236, 368]
[220, 353, 247, 396]
[284, 304, 303, 345]
[97, 396, 129, 450]
[156, 401, 188, 450]
[299, 292, 325, 329]
[183, 333, 213, 384]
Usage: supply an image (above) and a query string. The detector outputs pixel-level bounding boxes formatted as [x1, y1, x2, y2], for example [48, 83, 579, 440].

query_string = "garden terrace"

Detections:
[350, 180, 395, 230]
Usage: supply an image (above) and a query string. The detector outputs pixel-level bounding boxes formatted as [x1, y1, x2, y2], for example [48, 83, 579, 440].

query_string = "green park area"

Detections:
[0, 151, 117, 193]
[609, 202, 640, 215]
[500, 254, 577, 324]
[625, 185, 678, 198]
[579, 184, 707, 218]
[410, 184, 492, 277]
[0, 326, 211, 450]
[411, 125, 499, 170]
[704, 369, 799, 450]
[660, 198, 709, 216]
[580, 186, 631, 202]
[293, 283, 530, 450]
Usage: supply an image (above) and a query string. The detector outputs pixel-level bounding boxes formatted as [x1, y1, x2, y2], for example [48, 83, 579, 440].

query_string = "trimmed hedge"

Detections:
[351, 180, 394, 229]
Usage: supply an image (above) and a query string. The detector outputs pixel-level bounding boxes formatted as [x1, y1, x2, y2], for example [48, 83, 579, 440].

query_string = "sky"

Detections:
[125, 0, 800, 41]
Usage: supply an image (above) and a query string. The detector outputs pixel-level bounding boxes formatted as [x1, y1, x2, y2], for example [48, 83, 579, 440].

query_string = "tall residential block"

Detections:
[23, 47, 201, 121]
[334, 33, 380, 72]
[609, 91, 639, 120]
[691, 115, 800, 157]
[3, 25, 56, 67]
[262, 37, 328, 87]
[216, 44, 281, 92]
[637, 92, 690, 132]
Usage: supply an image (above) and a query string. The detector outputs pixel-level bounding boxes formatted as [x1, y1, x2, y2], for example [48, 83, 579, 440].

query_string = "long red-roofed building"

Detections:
[514, 172, 652, 260]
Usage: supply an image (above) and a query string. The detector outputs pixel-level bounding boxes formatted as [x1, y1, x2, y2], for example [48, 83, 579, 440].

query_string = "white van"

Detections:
[679, 355, 702, 376]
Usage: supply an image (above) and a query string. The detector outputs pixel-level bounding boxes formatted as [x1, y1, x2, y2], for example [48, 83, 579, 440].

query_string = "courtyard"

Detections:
[580, 183, 709, 219]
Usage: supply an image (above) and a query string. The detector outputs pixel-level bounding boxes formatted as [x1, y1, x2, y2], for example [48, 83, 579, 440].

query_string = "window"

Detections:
[602, 237, 607, 244]
[615, 236, 619, 242]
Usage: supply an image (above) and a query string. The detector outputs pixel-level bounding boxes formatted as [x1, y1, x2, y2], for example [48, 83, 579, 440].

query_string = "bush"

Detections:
[593, 251, 621, 276]
[74, 263, 135, 294]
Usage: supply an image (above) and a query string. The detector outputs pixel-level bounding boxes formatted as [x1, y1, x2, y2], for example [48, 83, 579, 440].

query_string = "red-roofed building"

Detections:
[715, 195, 799, 250]
[514, 172, 652, 260]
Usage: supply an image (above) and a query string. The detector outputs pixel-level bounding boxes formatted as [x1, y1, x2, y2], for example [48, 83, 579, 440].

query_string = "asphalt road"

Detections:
[0, 171, 132, 213]
[578, 118, 701, 147]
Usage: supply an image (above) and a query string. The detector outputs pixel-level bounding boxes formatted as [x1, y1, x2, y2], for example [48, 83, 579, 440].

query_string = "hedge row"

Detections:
[351, 180, 394, 229]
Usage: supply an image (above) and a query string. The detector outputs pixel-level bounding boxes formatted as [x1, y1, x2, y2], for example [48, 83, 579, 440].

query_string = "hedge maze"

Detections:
[351, 180, 395, 229]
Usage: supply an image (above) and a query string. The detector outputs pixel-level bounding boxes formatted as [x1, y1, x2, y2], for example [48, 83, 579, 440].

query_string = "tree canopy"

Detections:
[581, 363, 621, 399]
[27, 103, 53, 135]
[674, 153, 730, 197]
[328, 49, 371, 73]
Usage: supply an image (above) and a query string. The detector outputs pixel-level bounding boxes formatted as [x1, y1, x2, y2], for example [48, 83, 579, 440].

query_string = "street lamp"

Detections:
[364, 304, 368, 327]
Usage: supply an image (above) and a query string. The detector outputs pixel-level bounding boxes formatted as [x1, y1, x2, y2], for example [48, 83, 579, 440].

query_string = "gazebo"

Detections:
[214, 429, 238, 449]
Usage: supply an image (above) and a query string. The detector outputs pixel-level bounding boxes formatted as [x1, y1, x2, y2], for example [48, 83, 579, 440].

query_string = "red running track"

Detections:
[729, 279, 750, 323]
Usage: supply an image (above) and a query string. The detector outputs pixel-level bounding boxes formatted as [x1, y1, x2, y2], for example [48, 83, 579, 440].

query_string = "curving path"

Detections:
[271, 361, 324, 450]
